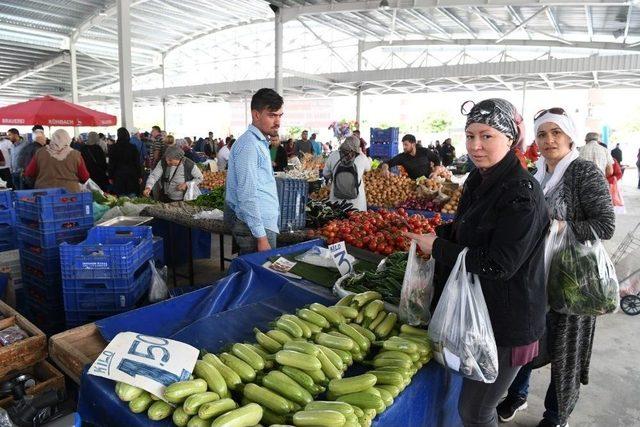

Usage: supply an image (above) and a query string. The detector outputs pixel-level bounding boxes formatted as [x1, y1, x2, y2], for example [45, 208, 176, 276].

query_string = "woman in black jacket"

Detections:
[80, 131, 109, 191]
[108, 127, 142, 196]
[407, 99, 550, 427]
[497, 108, 615, 427]
[269, 135, 288, 172]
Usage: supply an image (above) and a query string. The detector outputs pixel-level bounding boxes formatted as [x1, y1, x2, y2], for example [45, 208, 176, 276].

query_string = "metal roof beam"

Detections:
[497, 6, 548, 42]
[545, 7, 562, 36]
[471, 7, 503, 35]
[404, 9, 451, 39]
[539, 73, 555, 89]
[0, 51, 69, 90]
[585, 5, 593, 41]
[438, 8, 477, 38]
[623, 5, 633, 43]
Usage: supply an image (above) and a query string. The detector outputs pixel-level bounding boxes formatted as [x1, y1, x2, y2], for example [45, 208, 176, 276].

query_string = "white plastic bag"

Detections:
[547, 224, 619, 315]
[148, 260, 168, 303]
[184, 181, 202, 201]
[399, 240, 435, 326]
[428, 248, 498, 383]
[295, 245, 355, 269]
[81, 178, 104, 194]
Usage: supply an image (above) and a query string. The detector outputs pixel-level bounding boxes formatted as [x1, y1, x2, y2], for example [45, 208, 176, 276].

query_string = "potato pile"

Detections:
[200, 171, 226, 190]
[364, 171, 417, 207]
[310, 186, 330, 201]
[441, 188, 462, 214]
[415, 177, 443, 199]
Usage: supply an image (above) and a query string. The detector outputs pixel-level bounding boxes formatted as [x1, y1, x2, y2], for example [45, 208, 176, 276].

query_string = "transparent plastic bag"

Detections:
[184, 181, 202, 201]
[295, 245, 355, 269]
[81, 178, 103, 194]
[148, 260, 168, 303]
[399, 240, 435, 326]
[428, 248, 498, 383]
[0, 325, 28, 345]
[547, 223, 619, 316]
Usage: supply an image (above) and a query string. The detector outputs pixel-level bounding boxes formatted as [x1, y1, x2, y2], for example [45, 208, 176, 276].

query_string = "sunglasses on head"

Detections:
[460, 99, 496, 116]
[534, 107, 567, 121]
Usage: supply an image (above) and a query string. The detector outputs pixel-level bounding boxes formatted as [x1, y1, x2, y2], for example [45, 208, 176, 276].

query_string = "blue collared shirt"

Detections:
[225, 124, 279, 237]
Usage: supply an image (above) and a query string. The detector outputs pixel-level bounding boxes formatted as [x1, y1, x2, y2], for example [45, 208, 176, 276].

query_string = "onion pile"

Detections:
[364, 171, 417, 208]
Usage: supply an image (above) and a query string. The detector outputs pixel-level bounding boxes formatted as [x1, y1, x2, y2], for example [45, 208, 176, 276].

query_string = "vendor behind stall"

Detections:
[143, 145, 203, 202]
[380, 134, 441, 179]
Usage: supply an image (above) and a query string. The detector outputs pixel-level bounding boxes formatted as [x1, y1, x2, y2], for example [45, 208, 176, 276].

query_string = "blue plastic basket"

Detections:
[20, 249, 61, 281]
[17, 224, 91, 248]
[17, 214, 94, 233]
[0, 224, 16, 250]
[18, 241, 61, 259]
[15, 188, 93, 222]
[60, 226, 153, 280]
[153, 236, 164, 265]
[26, 301, 66, 335]
[23, 277, 63, 306]
[370, 127, 400, 144]
[65, 308, 131, 329]
[62, 261, 149, 293]
[63, 266, 150, 312]
[0, 209, 15, 226]
[276, 177, 308, 231]
[0, 190, 14, 210]
[369, 143, 399, 159]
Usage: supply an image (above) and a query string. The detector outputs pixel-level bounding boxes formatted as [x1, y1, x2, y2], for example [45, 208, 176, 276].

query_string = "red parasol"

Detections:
[0, 95, 117, 127]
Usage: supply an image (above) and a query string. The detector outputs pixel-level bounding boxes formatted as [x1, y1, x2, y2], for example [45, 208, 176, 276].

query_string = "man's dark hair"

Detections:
[251, 88, 283, 112]
[7, 128, 19, 136]
[402, 134, 416, 144]
[32, 125, 44, 132]
[98, 133, 105, 139]
[311, 133, 317, 139]
[302, 130, 308, 134]
[152, 125, 161, 132]
[353, 129, 360, 135]
[228, 138, 236, 148]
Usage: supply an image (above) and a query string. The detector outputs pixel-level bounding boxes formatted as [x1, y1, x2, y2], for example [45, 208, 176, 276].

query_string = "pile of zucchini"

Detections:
[113, 291, 431, 427]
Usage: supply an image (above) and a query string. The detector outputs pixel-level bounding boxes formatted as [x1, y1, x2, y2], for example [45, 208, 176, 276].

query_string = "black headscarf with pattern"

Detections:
[464, 98, 525, 150]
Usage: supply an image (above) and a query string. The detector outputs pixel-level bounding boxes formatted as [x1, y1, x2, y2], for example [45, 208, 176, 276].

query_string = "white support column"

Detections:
[521, 80, 527, 120]
[244, 96, 249, 127]
[161, 53, 167, 131]
[274, 7, 283, 95]
[69, 41, 79, 137]
[117, 0, 134, 128]
[355, 40, 363, 127]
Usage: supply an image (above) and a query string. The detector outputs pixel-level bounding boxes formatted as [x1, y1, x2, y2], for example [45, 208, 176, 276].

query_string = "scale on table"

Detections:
[98, 216, 154, 227]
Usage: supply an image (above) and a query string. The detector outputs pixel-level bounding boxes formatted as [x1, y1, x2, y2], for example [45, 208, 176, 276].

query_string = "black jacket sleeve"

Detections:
[107, 145, 116, 177]
[384, 153, 404, 168]
[432, 179, 548, 281]
[427, 149, 441, 166]
[569, 161, 615, 241]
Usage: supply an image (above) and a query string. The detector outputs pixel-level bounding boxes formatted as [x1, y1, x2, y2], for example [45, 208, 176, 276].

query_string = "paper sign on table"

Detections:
[329, 241, 354, 276]
[270, 257, 297, 273]
[88, 332, 199, 399]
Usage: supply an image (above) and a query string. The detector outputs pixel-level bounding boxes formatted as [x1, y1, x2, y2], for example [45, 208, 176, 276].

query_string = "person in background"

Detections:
[164, 134, 175, 147]
[70, 136, 83, 151]
[108, 128, 142, 196]
[19, 130, 47, 189]
[322, 135, 371, 211]
[7, 129, 25, 189]
[80, 132, 109, 191]
[24, 129, 89, 192]
[285, 138, 296, 158]
[143, 145, 203, 202]
[440, 138, 456, 166]
[217, 137, 234, 171]
[225, 88, 283, 254]
[150, 125, 164, 168]
[270, 135, 288, 172]
[129, 128, 148, 167]
[579, 132, 613, 177]
[353, 129, 367, 152]
[295, 130, 313, 157]
[611, 143, 622, 164]
[0, 130, 14, 188]
[97, 132, 108, 153]
[380, 134, 441, 180]
[406, 98, 548, 427]
[608, 157, 625, 212]
[31, 125, 44, 141]
[498, 107, 614, 427]
[310, 133, 323, 156]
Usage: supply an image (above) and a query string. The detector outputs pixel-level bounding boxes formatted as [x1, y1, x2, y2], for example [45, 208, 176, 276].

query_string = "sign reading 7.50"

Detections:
[88, 332, 199, 399]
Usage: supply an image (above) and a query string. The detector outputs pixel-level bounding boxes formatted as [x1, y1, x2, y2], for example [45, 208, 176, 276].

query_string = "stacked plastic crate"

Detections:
[369, 127, 400, 160]
[14, 188, 94, 334]
[60, 226, 154, 328]
[276, 177, 308, 232]
[0, 190, 17, 252]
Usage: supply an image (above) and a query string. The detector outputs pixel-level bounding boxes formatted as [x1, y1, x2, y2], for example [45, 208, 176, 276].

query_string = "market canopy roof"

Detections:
[0, 95, 116, 126]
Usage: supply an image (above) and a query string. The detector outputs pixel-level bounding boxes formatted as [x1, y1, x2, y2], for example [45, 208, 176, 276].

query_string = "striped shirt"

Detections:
[225, 124, 279, 238]
[579, 141, 612, 176]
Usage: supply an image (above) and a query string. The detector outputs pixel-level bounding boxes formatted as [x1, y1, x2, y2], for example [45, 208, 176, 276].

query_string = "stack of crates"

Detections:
[0, 190, 17, 251]
[14, 188, 94, 334]
[369, 127, 400, 159]
[60, 226, 154, 328]
[276, 177, 308, 232]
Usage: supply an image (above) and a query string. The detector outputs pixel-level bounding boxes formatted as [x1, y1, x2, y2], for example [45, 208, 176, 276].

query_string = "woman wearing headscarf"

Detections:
[108, 127, 142, 196]
[496, 108, 614, 427]
[79, 131, 109, 191]
[24, 129, 90, 192]
[405, 99, 549, 427]
[143, 145, 203, 202]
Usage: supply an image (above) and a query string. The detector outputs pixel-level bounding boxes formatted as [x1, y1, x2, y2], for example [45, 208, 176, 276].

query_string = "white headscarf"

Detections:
[533, 112, 580, 195]
[46, 129, 73, 161]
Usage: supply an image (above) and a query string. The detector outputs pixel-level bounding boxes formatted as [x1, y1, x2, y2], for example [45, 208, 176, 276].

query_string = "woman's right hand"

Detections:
[143, 187, 151, 197]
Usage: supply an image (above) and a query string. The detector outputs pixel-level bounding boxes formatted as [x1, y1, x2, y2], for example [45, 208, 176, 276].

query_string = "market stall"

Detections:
[74, 249, 463, 427]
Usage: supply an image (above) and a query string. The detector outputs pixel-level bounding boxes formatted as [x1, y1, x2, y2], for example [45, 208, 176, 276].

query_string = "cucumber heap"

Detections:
[113, 291, 432, 427]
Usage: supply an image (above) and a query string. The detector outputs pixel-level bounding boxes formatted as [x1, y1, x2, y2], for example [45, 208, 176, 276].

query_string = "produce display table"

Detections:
[368, 205, 456, 222]
[142, 202, 311, 285]
[76, 251, 463, 426]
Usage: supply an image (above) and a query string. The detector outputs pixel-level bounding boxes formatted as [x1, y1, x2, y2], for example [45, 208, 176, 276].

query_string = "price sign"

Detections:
[88, 332, 199, 399]
[329, 241, 353, 276]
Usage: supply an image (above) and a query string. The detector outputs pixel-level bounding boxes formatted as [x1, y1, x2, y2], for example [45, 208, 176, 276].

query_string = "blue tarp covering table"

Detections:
[77, 246, 462, 427]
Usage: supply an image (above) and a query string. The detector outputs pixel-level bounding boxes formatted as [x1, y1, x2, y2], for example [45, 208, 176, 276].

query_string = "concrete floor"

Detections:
[505, 169, 640, 427]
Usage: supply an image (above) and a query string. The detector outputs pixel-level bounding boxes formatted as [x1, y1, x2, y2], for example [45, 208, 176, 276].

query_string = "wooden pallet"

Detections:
[49, 323, 107, 385]
[0, 300, 46, 377]
[0, 360, 65, 408]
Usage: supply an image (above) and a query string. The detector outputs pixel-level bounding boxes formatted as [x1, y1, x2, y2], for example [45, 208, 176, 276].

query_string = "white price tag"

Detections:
[88, 332, 199, 399]
[329, 241, 354, 277]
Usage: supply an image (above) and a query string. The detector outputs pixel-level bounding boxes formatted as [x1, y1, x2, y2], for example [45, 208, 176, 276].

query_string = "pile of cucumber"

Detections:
[113, 291, 431, 427]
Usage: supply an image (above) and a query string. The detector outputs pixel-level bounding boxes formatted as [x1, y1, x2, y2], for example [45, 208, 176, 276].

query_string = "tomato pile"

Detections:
[309, 208, 442, 255]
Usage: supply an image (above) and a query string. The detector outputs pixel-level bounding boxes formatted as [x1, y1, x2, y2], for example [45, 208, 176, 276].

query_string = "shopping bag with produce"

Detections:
[399, 240, 435, 326]
[547, 223, 619, 316]
[428, 248, 498, 383]
[184, 181, 202, 201]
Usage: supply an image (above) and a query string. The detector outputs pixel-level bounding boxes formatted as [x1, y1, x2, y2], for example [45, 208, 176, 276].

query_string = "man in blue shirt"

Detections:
[225, 88, 283, 253]
[310, 133, 322, 156]
[129, 128, 148, 167]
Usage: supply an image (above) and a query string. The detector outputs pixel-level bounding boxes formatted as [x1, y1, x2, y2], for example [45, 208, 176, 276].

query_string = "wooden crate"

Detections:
[0, 300, 47, 377]
[0, 360, 65, 408]
[49, 323, 106, 385]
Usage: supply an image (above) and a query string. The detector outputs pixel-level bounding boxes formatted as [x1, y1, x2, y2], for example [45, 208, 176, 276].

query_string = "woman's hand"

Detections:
[177, 182, 188, 191]
[403, 232, 437, 255]
[143, 187, 152, 197]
